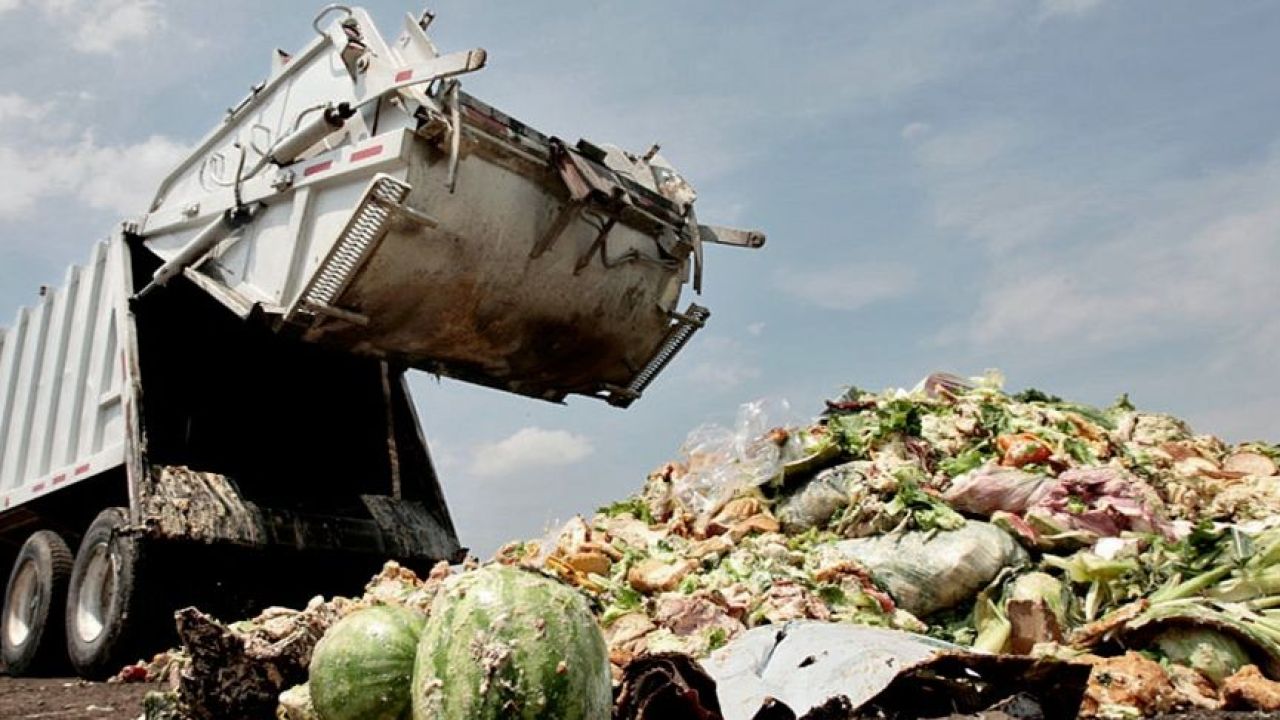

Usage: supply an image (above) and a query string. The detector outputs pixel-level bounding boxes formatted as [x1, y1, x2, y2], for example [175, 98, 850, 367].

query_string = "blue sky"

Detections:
[2, 0, 1279, 556]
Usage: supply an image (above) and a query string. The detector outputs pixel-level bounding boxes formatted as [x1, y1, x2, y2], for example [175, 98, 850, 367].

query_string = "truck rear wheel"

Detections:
[1, 530, 74, 674]
[65, 508, 152, 679]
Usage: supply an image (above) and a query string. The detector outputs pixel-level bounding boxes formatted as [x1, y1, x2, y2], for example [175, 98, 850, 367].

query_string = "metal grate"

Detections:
[298, 176, 410, 313]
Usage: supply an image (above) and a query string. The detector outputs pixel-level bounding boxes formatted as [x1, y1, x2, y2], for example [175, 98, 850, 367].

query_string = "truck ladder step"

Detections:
[292, 176, 411, 321]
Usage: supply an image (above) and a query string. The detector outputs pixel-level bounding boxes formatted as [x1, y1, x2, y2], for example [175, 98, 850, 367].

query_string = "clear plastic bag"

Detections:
[776, 462, 866, 533]
[822, 522, 1028, 616]
[673, 398, 796, 519]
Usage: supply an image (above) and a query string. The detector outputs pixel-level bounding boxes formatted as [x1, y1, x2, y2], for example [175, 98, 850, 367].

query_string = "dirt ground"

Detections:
[0, 677, 155, 720]
[1151, 715, 1279, 720]
[1, 676, 1279, 720]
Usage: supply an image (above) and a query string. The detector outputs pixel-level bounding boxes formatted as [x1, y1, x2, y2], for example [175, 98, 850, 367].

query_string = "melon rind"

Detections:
[310, 605, 425, 720]
[411, 565, 612, 720]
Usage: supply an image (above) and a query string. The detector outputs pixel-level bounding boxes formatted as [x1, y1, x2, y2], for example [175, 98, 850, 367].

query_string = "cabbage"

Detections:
[1007, 572, 1071, 627]
[1151, 626, 1251, 686]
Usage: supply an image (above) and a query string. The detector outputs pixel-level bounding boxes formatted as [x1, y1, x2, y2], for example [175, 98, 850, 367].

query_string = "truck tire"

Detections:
[1, 530, 74, 674]
[65, 508, 152, 679]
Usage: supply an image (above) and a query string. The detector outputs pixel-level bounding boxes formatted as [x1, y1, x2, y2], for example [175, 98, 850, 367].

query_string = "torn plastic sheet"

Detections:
[698, 622, 1091, 720]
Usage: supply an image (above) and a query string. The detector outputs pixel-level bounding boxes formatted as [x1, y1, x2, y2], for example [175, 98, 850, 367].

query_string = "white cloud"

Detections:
[776, 262, 918, 312]
[747, 322, 766, 337]
[0, 90, 186, 227]
[911, 118, 1280, 441]
[74, 134, 187, 213]
[0, 0, 162, 54]
[469, 427, 594, 478]
[911, 120, 1022, 170]
[907, 119, 1104, 255]
[676, 335, 763, 394]
[901, 122, 931, 142]
[0, 131, 185, 222]
[687, 359, 763, 393]
[1039, 0, 1106, 19]
[69, 0, 164, 55]
[0, 94, 49, 126]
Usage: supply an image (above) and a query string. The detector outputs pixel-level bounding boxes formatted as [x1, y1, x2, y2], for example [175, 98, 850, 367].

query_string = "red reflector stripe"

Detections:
[351, 145, 383, 162]
[31, 483, 45, 492]
[52, 474, 67, 485]
[304, 160, 333, 177]
[75, 463, 91, 475]
[394, 69, 413, 83]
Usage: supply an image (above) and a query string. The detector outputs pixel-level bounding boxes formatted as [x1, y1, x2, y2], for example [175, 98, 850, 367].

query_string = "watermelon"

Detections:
[309, 605, 425, 720]
[411, 565, 612, 720]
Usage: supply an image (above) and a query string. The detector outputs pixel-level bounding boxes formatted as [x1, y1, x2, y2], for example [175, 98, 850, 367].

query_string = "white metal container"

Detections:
[0, 238, 130, 508]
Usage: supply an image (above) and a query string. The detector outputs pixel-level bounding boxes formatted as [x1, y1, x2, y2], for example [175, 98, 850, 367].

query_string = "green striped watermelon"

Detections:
[411, 565, 612, 720]
[309, 605, 425, 720]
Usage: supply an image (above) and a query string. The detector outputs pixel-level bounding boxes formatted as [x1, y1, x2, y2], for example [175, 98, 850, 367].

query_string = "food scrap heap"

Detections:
[134, 372, 1280, 719]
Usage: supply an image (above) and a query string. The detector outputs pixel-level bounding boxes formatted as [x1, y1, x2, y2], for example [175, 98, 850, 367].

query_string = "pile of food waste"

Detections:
[130, 372, 1280, 719]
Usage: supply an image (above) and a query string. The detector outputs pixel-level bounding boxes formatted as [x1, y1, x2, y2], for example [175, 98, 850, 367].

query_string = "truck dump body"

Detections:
[137, 6, 760, 406]
[130, 244, 459, 560]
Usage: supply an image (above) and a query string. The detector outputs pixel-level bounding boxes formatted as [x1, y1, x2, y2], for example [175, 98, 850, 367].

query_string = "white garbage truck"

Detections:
[0, 5, 763, 677]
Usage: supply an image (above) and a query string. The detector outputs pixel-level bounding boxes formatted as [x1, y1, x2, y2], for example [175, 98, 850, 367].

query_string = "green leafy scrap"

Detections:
[1013, 388, 1063, 404]
[939, 448, 986, 478]
[598, 497, 655, 524]
[885, 469, 965, 532]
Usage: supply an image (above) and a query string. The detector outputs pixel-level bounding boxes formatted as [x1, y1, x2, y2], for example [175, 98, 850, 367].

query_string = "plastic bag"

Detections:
[776, 461, 867, 533]
[942, 463, 1053, 517]
[672, 399, 795, 519]
[1027, 466, 1174, 541]
[821, 522, 1028, 616]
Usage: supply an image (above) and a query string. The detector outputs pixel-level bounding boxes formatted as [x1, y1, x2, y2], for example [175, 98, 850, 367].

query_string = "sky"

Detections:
[2, 0, 1279, 557]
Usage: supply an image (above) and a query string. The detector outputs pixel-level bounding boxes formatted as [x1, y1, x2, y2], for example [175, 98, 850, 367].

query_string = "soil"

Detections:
[0, 676, 1278, 720]
[0, 676, 155, 720]
[1151, 715, 1278, 720]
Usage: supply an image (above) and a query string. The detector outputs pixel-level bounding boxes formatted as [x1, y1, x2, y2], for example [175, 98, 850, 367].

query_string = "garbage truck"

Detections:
[0, 5, 763, 677]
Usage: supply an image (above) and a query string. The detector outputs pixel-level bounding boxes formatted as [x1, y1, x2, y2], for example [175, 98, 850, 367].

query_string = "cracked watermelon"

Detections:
[309, 605, 425, 720]
[411, 565, 611, 720]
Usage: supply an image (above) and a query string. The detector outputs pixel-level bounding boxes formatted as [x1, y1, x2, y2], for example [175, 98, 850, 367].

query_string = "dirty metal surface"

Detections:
[139, 466, 460, 561]
[298, 130, 690, 404]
